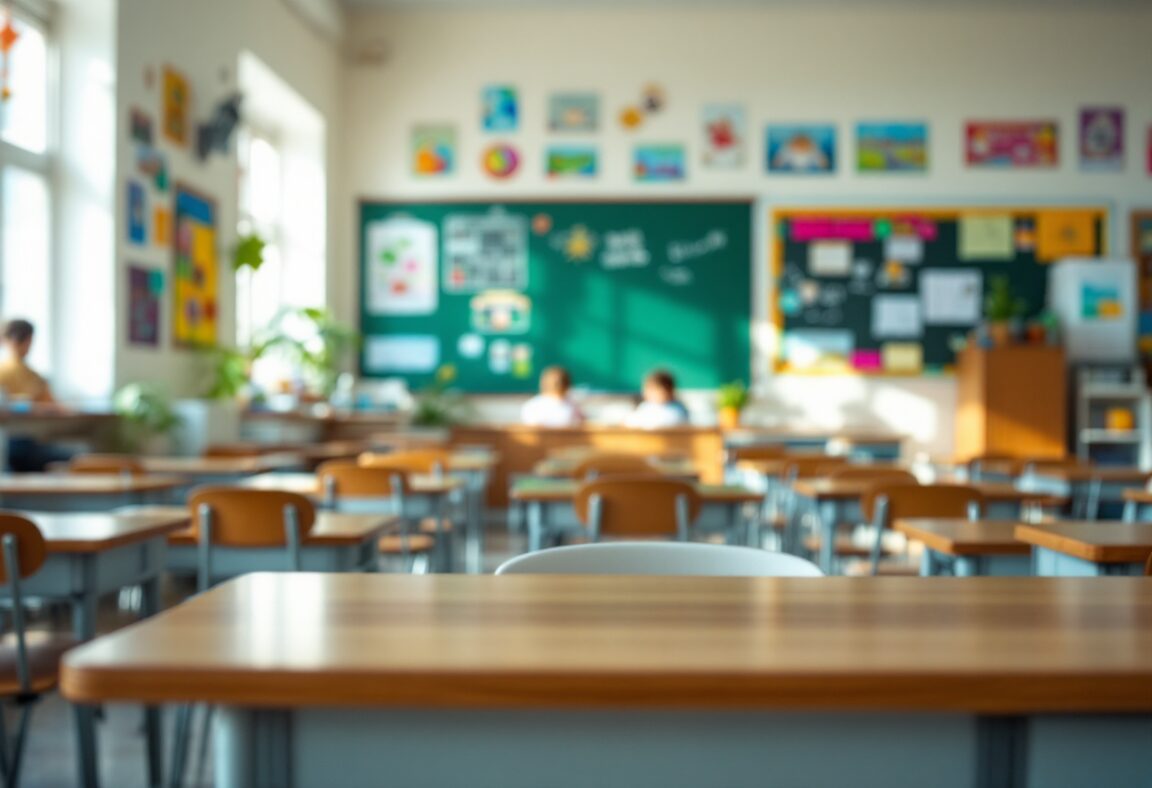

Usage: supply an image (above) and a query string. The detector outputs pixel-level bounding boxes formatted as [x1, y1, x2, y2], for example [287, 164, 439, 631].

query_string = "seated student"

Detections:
[0, 319, 71, 472]
[521, 366, 583, 427]
[625, 369, 690, 429]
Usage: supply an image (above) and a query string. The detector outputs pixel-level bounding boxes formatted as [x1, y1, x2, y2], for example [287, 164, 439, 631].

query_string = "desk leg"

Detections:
[72, 555, 98, 641]
[73, 705, 99, 788]
[214, 707, 291, 788]
[817, 501, 839, 575]
[527, 502, 543, 553]
[466, 481, 485, 575]
[141, 571, 163, 788]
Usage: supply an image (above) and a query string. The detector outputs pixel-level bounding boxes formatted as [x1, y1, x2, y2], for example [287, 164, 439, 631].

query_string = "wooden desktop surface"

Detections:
[1015, 522, 1152, 564]
[139, 453, 302, 476]
[159, 509, 398, 547]
[16, 510, 189, 553]
[792, 479, 1065, 506]
[238, 472, 463, 497]
[893, 518, 1032, 556]
[61, 573, 1152, 712]
[511, 478, 762, 504]
[0, 474, 187, 495]
[532, 457, 698, 478]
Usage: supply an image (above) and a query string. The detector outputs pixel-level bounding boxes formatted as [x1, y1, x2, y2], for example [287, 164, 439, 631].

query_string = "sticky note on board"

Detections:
[808, 241, 852, 277]
[882, 342, 923, 374]
[959, 215, 1014, 260]
[851, 350, 883, 372]
[872, 295, 923, 339]
[884, 235, 923, 263]
[782, 330, 853, 371]
[1036, 211, 1098, 262]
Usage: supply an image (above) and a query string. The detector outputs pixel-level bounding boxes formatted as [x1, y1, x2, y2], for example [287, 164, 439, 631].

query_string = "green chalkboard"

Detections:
[772, 206, 1108, 374]
[359, 200, 752, 393]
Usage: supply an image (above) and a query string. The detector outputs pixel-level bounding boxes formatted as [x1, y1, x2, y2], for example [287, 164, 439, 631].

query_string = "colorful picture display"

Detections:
[127, 265, 163, 347]
[856, 122, 928, 172]
[546, 146, 597, 178]
[766, 125, 836, 173]
[162, 66, 190, 147]
[702, 104, 746, 169]
[127, 180, 147, 245]
[443, 212, 529, 292]
[481, 144, 520, 179]
[411, 125, 455, 176]
[482, 85, 518, 132]
[965, 121, 1058, 168]
[365, 216, 439, 316]
[548, 92, 599, 132]
[1079, 106, 1125, 171]
[172, 184, 219, 347]
[634, 144, 686, 182]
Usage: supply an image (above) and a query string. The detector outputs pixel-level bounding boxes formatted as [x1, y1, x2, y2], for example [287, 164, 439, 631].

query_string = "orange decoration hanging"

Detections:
[0, 5, 19, 103]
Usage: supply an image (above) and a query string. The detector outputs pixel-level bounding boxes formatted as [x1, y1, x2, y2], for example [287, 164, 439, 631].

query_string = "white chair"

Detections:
[495, 541, 823, 577]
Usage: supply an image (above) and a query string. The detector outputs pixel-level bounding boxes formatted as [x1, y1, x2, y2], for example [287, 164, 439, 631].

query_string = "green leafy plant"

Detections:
[233, 233, 267, 272]
[716, 380, 750, 411]
[272, 307, 361, 398]
[411, 365, 473, 427]
[113, 383, 182, 452]
[984, 275, 1028, 322]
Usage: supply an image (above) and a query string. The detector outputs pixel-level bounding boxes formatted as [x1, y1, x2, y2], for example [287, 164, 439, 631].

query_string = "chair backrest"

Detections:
[496, 542, 824, 576]
[863, 482, 985, 523]
[1022, 457, 1092, 474]
[0, 513, 47, 583]
[830, 466, 918, 486]
[360, 449, 451, 475]
[69, 454, 146, 476]
[729, 445, 788, 462]
[784, 455, 849, 480]
[318, 460, 407, 499]
[1145, 552, 1152, 577]
[187, 486, 317, 547]
[203, 443, 274, 459]
[573, 453, 659, 479]
[574, 476, 701, 540]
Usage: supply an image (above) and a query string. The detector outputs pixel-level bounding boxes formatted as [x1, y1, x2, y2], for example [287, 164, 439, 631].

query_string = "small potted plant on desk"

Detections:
[410, 365, 473, 438]
[113, 383, 182, 454]
[982, 275, 1028, 347]
[716, 380, 750, 430]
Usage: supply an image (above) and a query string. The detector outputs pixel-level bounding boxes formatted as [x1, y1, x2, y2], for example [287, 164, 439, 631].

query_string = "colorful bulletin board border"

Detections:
[172, 183, 219, 348]
[770, 205, 1110, 377]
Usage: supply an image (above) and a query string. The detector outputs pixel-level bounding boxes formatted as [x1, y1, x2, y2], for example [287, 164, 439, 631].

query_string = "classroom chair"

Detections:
[316, 460, 435, 572]
[1145, 552, 1152, 577]
[496, 541, 822, 577]
[201, 443, 277, 459]
[67, 454, 146, 476]
[359, 448, 452, 475]
[573, 453, 661, 479]
[776, 455, 852, 552]
[802, 467, 920, 565]
[0, 513, 94, 787]
[574, 476, 701, 542]
[860, 483, 986, 576]
[726, 444, 788, 464]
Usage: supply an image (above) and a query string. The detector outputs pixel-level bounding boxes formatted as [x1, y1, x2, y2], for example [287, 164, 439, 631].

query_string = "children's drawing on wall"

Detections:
[634, 144, 685, 182]
[162, 66, 191, 147]
[481, 143, 520, 179]
[130, 108, 153, 145]
[127, 180, 147, 245]
[701, 104, 745, 168]
[458, 333, 485, 360]
[618, 105, 644, 131]
[964, 121, 1058, 168]
[511, 343, 533, 379]
[444, 212, 528, 291]
[471, 291, 532, 334]
[127, 265, 163, 347]
[482, 85, 519, 132]
[1079, 106, 1124, 171]
[172, 184, 219, 348]
[856, 122, 928, 172]
[365, 216, 439, 315]
[488, 339, 512, 374]
[551, 224, 599, 263]
[546, 146, 597, 178]
[364, 335, 440, 375]
[136, 146, 169, 192]
[766, 124, 836, 173]
[411, 125, 456, 176]
[548, 92, 599, 132]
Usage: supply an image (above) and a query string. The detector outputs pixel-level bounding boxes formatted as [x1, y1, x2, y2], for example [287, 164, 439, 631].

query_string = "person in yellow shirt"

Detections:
[0, 319, 54, 404]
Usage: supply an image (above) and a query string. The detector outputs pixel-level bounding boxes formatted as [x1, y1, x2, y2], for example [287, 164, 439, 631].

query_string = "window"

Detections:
[0, 8, 54, 374]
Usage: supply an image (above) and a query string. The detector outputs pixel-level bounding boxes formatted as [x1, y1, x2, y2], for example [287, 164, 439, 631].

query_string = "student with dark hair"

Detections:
[521, 366, 584, 427]
[0, 319, 71, 472]
[626, 368, 690, 428]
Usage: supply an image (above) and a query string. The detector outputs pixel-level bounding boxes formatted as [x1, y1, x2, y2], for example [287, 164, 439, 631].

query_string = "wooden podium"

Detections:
[955, 345, 1067, 461]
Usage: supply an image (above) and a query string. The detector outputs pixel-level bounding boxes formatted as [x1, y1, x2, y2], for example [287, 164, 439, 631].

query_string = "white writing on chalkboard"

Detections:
[667, 230, 728, 264]
[601, 229, 651, 269]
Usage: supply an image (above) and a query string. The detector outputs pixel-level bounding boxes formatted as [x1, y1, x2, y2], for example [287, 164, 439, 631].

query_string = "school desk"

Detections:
[1015, 522, 1152, 577]
[236, 472, 467, 572]
[509, 478, 762, 550]
[724, 427, 906, 461]
[61, 573, 1152, 788]
[1017, 466, 1151, 520]
[892, 518, 1033, 576]
[0, 473, 186, 511]
[1121, 488, 1152, 522]
[130, 505, 398, 579]
[531, 456, 699, 479]
[0, 408, 119, 471]
[137, 452, 304, 482]
[791, 479, 1064, 574]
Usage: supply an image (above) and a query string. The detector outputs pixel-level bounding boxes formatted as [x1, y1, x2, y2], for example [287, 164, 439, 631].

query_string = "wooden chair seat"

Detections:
[378, 534, 435, 554]
[0, 631, 77, 696]
[803, 534, 902, 558]
[843, 560, 921, 577]
[418, 518, 454, 535]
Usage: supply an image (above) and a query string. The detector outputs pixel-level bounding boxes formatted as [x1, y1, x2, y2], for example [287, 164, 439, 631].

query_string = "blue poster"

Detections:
[482, 85, 518, 132]
[127, 180, 147, 244]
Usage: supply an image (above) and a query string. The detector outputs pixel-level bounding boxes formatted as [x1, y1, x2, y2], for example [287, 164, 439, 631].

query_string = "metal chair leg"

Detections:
[192, 705, 215, 788]
[145, 706, 163, 788]
[168, 704, 193, 788]
[73, 704, 99, 788]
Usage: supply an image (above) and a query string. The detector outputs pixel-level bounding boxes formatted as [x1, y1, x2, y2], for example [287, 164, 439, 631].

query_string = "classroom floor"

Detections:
[17, 525, 528, 788]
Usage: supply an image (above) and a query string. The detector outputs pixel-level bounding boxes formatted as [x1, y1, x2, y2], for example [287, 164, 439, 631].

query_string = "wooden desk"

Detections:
[0, 473, 186, 511]
[1121, 488, 1152, 522]
[138, 453, 304, 480]
[893, 518, 1032, 576]
[0, 409, 119, 470]
[61, 574, 1152, 788]
[532, 456, 699, 479]
[510, 478, 762, 551]
[1020, 466, 1151, 519]
[724, 428, 906, 460]
[1016, 522, 1152, 576]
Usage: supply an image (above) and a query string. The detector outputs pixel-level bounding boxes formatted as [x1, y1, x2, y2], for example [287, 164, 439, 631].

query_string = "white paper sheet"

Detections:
[364, 335, 440, 374]
[921, 269, 983, 325]
[884, 235, 924, 263]
[808, 241, 852, 277]
[781, 329, 854, 370]
[365, 218, 439, 316]
[872, 295, 922, 338]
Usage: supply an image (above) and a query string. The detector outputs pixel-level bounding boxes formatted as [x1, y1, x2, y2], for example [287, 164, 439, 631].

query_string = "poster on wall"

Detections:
[964, 121, 1058, 168]
[1079, 106, 1125, 171]
[482, 85, 518, 132]
[548, 92, 599, 132]
[127, 180, 147, 245]
[444, 212, 528, 292]
[766, 124, 836, 173]
[411, 125, 456, 176]
[856, 122, 928, 172]
[701, 104, 746, 169]
[162, 66, 191, 147]
[634, 144, 686, 182]
[172, 184, 219, 347]
[365, 216, 439, 315]
[127, 265, 163, 347]
[546, 146, 597, 178]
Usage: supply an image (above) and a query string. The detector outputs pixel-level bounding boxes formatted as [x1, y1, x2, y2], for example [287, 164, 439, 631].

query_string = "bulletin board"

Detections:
[359, 199, 753, 393]
[771, 206, 1109, 375]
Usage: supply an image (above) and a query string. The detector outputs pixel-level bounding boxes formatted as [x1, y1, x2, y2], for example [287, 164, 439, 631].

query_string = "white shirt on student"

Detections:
[521, 395, 583, 428]
[625, 401, 691, 429]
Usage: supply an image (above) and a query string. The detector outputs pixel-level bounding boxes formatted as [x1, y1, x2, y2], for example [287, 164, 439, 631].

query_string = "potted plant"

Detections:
[261, 307, 360, 400]
[411, 365, 473, 433]
[112, 383, 182, 453]
[716, 380, 750, 430]
[983, 276, 1028, 347]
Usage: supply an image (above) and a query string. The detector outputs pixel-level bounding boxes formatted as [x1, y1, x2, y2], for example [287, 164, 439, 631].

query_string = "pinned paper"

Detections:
[808, 241, 852, 276]
[790, 218, 874, 242]
[458, 333, 484, 359]
[798, 280, 820, 305]
[781, 330, 853, 371]
[877, 260, 910, 289]
[153, 208, 171, 246]
[366, 217, 439, 315]
[488, 339, 512, 374]
[1036, 211, 1097, 262]
[959, 214, 1014, 260]
[511, 343, 533, 379]
[872, 295, 922, 338]
[364, 336, 440, 374]
[922, 269, 983, 325]
[1082, 282, 1124, 320]
[471, 290, 531, 334]
[851, 350, 883, 372]
[882, 342, 923, 373]
[884, 235, 923, 263]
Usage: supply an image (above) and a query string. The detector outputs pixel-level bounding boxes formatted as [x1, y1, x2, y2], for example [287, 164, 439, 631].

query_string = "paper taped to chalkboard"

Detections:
[364, 335, 440, 374]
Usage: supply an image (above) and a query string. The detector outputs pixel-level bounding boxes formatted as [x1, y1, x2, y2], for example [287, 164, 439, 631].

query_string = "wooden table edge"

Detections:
[46, 517, 191, 553]
[892, 522, 1031, 557]
[1014, 525, 1152, 564]
[167, 514, 399, 547]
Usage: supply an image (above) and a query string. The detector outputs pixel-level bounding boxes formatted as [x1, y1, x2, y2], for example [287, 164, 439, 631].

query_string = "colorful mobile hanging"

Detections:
[0, 3, 18, 102]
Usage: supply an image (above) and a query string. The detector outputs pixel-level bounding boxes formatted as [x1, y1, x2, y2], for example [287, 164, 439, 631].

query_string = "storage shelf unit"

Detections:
[1075, 366, 1152, 467]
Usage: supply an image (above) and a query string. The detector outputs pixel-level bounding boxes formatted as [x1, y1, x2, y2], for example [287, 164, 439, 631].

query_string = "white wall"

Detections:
[114, 0, 343, 398]
[340, 3, 1152, 456]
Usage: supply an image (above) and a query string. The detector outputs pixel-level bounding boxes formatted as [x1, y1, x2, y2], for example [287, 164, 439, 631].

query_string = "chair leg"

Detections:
[0, 701, 11, 783]
[192, 705, 215, 788]
[144, 706, 163, 788]
[7, 702, 33, 787]
[168, 704, 193, 788]
[73, 703, 99, 788]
